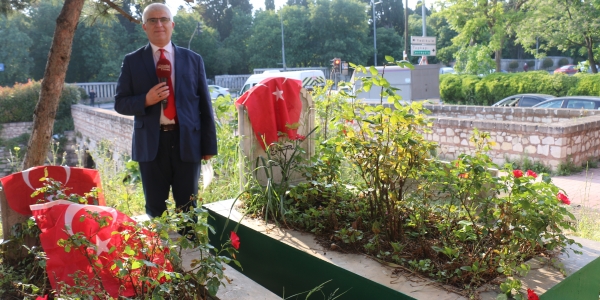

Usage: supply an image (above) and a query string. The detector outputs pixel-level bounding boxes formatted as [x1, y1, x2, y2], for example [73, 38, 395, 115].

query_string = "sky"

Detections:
[167, 0, 422, 15]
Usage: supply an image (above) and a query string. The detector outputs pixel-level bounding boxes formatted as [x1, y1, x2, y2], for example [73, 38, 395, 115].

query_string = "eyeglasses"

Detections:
[146, 17, 171, 25]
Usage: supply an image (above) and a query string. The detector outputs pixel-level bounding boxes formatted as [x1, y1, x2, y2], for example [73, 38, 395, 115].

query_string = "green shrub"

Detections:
[527, 60, 536, 69]
[439, 74, 464, 104]
[438, 71, 597, 105]
[475, 73, 515, 105]
[542, 58, 554, 70]
[558, 57, 570, 67]
[567, 74, 600, 96]
[0, 80, 80, 133]
[508, 60, 519, 71]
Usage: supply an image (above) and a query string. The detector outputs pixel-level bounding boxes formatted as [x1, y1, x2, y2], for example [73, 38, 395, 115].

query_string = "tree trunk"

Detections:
[587, 37, 597, 74]
[495, 48, 502, 73]
[21, 0, 84, 169]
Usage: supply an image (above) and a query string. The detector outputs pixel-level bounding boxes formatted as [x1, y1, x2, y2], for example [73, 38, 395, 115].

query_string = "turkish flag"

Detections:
[236, 77, 303, 150]
[0, 166, 105, 216]
[30, 200, 172, 298]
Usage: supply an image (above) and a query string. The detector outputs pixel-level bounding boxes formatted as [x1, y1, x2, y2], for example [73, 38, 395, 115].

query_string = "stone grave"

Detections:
[237, 87, 315, 188]
[204, 199, 600, 300]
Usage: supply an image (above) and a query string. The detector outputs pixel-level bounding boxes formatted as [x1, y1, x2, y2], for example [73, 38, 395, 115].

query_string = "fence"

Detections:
[73, 82, 117, 102]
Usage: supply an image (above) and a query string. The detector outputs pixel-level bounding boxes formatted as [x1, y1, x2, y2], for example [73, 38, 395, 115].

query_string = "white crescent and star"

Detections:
[63, 202, 118, 256]
[21, 166, 72, 193]
[272, 87, 284, 101]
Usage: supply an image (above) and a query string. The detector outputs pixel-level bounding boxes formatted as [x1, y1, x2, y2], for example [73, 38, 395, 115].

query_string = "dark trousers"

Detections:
[139, 129, 200, 218]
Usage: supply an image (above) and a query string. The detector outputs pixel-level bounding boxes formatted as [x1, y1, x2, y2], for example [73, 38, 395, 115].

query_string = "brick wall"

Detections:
[1, 122, 32, 140]
[71, 104, 133, 164]
[424, 105, 600, 169]
[67, 104, 600, 173]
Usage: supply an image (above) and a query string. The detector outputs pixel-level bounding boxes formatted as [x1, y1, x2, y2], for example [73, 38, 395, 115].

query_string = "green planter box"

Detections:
[204, 200, 600, 300]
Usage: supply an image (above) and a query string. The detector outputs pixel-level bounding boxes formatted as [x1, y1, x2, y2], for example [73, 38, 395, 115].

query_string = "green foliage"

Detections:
[542, 58, 554, 70]
[558, 57, 570, 67]
[241, 58, 580, 296]
[1, 177, 241, 299]
[567, 73, 600, 96]
[454, 44, 495, 76]
[439, 71, 595, 105]
[527, 61, 536, 69]
[0, 80, 79, 133]
[504, 155, 552, 175]
[0, 13, 33, 86]
[508, 61, 519, 71]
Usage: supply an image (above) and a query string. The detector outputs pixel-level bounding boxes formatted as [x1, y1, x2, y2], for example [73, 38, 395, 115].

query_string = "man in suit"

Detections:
[114, 3, 217, 220]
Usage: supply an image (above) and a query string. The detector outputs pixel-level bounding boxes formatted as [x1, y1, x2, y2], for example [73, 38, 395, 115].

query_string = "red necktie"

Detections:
[157, 49, 176, 120]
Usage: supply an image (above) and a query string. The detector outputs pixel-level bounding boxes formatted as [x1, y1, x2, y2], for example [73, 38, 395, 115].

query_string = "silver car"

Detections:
[208, 85, 230, 99]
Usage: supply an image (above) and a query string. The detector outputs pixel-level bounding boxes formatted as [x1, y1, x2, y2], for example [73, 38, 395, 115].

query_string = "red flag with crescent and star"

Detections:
[0, 166, 105, 216]
[236, 77, 303, 150]
[30, 200, 172, 298]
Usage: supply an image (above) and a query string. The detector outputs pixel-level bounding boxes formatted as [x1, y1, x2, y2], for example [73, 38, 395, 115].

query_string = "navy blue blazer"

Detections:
[114, 43, 217, 163]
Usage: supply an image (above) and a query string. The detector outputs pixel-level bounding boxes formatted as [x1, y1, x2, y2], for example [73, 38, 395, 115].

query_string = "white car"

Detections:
[208, 85, 230, 99]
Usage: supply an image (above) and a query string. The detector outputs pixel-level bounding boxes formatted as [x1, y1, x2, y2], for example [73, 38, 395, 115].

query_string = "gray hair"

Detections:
[142, 3, 172, 24]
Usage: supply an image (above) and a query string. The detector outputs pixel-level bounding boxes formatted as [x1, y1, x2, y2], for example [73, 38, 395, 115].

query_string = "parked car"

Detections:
[491, 94, 555, 107]
[439, 67, 456, 74]
[208, 85, 230, 99]
[532, 96, 600, 109]
[553, 65, 578, 75]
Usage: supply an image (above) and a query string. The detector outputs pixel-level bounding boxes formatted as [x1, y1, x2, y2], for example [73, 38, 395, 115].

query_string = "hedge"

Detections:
[440, 72, 600, 105]
[0, 80, 80, 134]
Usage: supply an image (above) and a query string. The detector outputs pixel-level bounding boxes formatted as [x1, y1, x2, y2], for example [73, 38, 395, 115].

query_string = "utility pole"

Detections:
[404, 0, 408, 60]
[280, 13, 287, 71]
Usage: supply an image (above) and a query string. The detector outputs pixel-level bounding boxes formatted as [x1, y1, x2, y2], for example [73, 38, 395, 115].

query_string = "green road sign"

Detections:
[413, 50, 431, 55]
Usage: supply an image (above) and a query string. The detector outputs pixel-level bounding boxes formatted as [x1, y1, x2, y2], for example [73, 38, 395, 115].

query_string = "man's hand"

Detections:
[202, 155, 214, 161]
[145, 82, 170, 107]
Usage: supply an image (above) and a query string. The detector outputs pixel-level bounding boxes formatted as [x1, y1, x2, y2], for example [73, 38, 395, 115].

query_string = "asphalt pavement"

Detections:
[551, 167, 600, 210]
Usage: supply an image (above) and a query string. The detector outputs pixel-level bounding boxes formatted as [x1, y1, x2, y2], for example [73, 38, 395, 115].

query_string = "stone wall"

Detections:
[71, 104, 133, 164]
[0, 131, 80, 177]
[67, 104, 600, 174]
[424, 105, 600, 169]
[1, 122, 32, 140]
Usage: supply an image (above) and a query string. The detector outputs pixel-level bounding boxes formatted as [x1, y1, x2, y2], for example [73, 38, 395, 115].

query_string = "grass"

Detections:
[566, 167, 600, 242]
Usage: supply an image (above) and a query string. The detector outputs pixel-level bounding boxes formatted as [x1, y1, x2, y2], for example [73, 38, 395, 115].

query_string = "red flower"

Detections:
[527, 288, 539, 300]
[36, 296, 48, 300]
[513, 170, 524, 178]
[230, 231, 240, 250]
[526, 170, 538, 178]
[458, 173, 469, 179]
[557, 192, 570, 205]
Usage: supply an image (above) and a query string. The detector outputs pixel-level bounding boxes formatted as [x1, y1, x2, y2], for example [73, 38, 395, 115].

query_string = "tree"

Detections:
[198, 0, 252, 40]
[440, 0, 528, 73]
[378, 0, 405, 34]
[221, 7, 253, 74]
[248, 10, 284, 69]
[371, 27, 403, 66]
[309, 0, 369, 66]
[286, 0, 308, 7]
[265, 0, 275, 10]
[514, 0, 600, 73]
[0, 13, 33, 86]
[429, 10, 458, 65]
[21, 0, 84, 169]
[280, 5, 313, 67]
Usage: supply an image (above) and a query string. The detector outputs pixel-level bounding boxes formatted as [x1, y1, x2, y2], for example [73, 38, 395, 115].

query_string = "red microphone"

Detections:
[156, 56, 171, 108]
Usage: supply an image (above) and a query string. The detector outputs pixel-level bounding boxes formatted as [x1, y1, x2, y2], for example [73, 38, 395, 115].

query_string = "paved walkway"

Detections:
[551, 167, 600, 210]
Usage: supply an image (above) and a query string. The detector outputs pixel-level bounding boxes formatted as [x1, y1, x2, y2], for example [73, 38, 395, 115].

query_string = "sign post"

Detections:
[410, 36, 437, 57]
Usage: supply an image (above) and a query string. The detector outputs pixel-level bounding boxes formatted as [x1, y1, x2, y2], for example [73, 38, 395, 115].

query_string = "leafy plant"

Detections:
[1, 177, 241, 299]
[243, 58, 581, 296]
[542, 58, 554, 70]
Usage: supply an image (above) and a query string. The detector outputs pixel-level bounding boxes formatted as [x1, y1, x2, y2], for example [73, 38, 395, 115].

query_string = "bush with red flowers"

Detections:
[241, 58, 578, 298]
